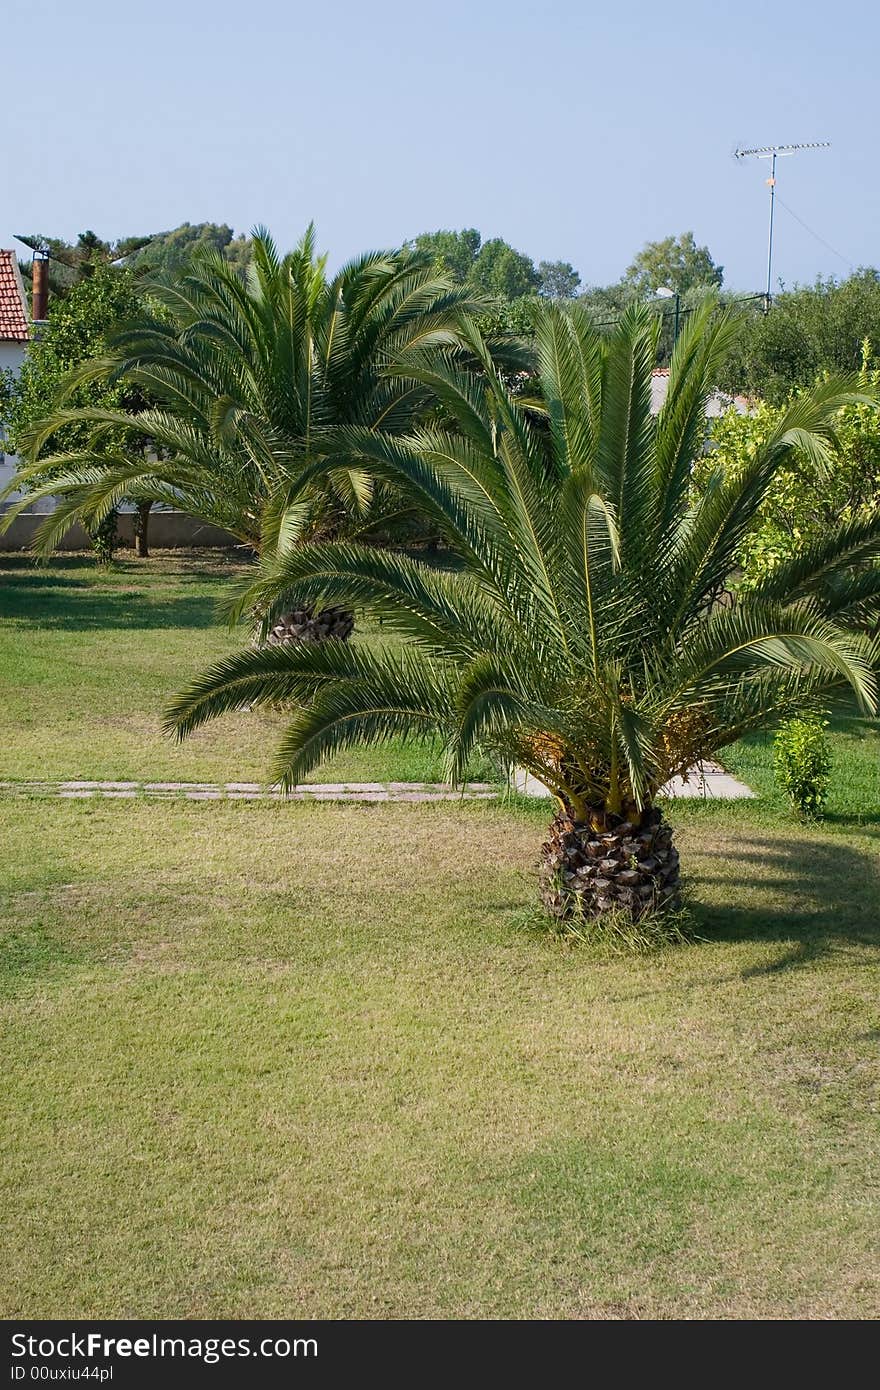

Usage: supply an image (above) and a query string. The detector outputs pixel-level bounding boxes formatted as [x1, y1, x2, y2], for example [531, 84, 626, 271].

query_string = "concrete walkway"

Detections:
[512, 762, 754, 800]
[0, 764, 753, 804]
[0, 779, 500, 803]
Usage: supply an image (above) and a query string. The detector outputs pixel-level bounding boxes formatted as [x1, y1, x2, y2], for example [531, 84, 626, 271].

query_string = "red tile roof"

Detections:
[0, 250, 30, 341]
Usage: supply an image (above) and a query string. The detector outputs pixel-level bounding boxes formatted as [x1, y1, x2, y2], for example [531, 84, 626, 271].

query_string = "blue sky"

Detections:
[5, 0, 878, 291]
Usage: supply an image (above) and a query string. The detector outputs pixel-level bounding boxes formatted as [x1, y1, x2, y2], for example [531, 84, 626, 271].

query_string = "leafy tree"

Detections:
[410, 228, 540, 301]
[700, 345, 880, 612]
[474, 297, 537, 343]
[470, 238, 540, 300]
[0, 263, 153, 558]
[624, 232, 723, 297]
[166, 302, 879, 927]
[719, 270, 880, 403]
[2, 227, 502, 623]
[410, 228, 482, 282]
[538, 260, 581, 299]
[578, 281, 638, 322]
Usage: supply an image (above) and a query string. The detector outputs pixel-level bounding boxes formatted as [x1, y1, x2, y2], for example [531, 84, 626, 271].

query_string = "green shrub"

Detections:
[694, 345, 880, 600]
[773, 716, 832, 818]
[89, 509, 118, 566]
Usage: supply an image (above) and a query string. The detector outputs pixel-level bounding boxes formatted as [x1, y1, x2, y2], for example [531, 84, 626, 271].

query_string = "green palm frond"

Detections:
[13, 226, 495, 555]
[164, 298, 879, 818]
[165, 636, 449, 789]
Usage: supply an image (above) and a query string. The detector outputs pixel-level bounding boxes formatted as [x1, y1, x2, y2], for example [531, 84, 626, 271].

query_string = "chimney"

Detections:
[32, 253, 49, 323]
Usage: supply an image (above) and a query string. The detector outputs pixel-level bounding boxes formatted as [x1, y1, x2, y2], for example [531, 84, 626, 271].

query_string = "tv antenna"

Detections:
[734, 141, 831, 309]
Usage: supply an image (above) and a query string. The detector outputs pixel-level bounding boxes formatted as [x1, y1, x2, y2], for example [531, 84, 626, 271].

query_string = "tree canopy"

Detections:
[409, 228, 547, 301]
[0, 262, 146, 459]
[701, 345, 880, 602]
[469, 238, 540, 299]
[719, 270, 880, 402]
[18, 218, 880, 417]
[128, 222, 252, 277]
[0, 260, 153, 559]
[2, 227, 506, 562]
[538, 260, 581, 299]
[410, 228, 482, 282]
[623, 232, 724, 297]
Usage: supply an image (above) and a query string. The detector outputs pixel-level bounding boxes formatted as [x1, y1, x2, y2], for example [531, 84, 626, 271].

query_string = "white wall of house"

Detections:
[650, 369, 750, 417]
[0, 340, 28, 507]
[0, 341, 25, 374]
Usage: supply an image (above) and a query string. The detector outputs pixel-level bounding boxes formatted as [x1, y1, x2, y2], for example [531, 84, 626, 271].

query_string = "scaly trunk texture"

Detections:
[134, 500, 152, 558]
[539, 806, 680, 920]
[267, 606, 355, 644]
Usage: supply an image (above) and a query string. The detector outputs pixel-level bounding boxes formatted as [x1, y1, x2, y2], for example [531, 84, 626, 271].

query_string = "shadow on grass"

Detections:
[823, 811, 880, 829]
[0, 565, 221, 630]
[690, 833, 878, 968]
[602, 833, 878, 1005]
[0, 555, 100, 577]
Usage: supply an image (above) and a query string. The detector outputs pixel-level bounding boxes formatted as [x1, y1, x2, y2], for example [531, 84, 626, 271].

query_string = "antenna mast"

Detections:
[734, 141, 830, 310]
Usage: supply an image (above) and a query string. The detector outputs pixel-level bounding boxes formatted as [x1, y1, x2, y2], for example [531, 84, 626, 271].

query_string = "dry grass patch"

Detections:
[2, 797, 878, 1318]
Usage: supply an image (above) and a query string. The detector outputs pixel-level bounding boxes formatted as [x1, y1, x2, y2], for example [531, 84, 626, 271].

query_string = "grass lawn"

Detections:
[2, 550, 879, 1318]
[0, 551, 493, 785]
[2, 797, 879, 1319]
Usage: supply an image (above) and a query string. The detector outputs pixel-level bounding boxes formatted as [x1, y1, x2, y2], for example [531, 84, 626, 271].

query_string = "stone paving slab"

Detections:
[62, 780, 140, 791]
[661, 770, 755, 799]
[0, 767, 753, 804]
[144, 781, 216, 791]
[512, 764, 754, 800]
[0, 779, 505, 804]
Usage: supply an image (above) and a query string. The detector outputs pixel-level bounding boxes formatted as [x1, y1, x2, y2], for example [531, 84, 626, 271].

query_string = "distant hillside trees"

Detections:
[16, 223, 253, 309]
[128, 222, 252, 276]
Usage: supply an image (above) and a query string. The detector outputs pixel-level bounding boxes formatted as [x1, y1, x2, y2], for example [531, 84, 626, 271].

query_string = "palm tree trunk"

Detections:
[267, 606, 355, 644]
[134, 500, 152, 558]
[539, 806, 680, 920]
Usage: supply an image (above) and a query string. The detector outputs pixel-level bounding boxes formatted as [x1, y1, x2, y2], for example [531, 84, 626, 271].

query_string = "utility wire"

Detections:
[584, 291, 766, 331]
[774, 196, 854, 271]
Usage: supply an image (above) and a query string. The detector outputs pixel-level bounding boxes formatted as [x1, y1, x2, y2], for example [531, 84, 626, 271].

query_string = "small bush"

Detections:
[89, 509, 119, 567]
[773, 716, 832, 819]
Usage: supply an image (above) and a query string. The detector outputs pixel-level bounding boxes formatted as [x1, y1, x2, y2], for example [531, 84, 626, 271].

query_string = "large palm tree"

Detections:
[166, 301, 880, 921]
[2, 227, 502, 637]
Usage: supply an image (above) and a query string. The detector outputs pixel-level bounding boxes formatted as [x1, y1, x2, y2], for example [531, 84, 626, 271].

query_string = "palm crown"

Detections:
[167, 299, 880, 919]
[2, 226, 494, 558]
[169, 300, 879, 826]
